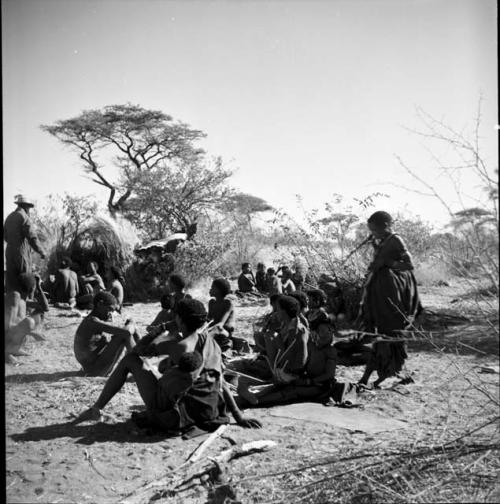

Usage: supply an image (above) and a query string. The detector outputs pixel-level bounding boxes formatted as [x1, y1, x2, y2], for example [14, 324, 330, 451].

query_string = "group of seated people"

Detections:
[69, 270, 365, 436]
[49, 257, 125, 311]
[4, 257, 126, 364]
[237, 262, 306, 296]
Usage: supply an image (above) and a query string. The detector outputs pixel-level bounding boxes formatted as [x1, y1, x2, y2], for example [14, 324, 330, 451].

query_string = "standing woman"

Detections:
[358, 211, 422, 388]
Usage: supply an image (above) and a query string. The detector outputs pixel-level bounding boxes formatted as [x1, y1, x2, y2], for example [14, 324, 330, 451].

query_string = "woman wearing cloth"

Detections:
[72, 298, 261, 434]
[358, 211, 422, 388]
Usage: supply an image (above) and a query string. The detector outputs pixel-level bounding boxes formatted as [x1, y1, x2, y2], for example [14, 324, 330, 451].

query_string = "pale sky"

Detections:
[2, 0, 498, 229]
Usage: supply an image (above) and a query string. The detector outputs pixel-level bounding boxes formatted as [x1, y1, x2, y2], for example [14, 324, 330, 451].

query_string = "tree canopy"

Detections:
[42, 104, 232, 238]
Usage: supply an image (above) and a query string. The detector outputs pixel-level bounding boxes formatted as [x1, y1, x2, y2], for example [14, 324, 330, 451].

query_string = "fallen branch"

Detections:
[120, 439, 277, 504]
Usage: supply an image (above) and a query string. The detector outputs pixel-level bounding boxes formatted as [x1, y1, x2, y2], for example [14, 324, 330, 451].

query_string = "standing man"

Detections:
[4, 195, 46, 293]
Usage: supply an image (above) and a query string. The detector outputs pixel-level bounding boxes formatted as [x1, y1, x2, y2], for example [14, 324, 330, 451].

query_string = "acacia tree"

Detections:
[41, 104, 231, 237]
[122, 156, 232, 239]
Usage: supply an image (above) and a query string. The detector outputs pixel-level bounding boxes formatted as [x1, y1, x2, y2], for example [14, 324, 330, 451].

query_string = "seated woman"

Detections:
[76, 261, 106, 309]
[237, 263, 257, 293]
[207, 278, 250, 355]
[147, 273, 192, 333]
[107, 266, 125, 312]
[5, 273, 49, 363]
[71, 298, 262, 434]
[238, 292, 353, 407]
[289, 291, 309, 327]
[73, 291, 138, 377]
[255, 263, 267, 292]
[278, 266, 296, 294]
[52, 256, 79, 308]
[265, 268, 282, 296]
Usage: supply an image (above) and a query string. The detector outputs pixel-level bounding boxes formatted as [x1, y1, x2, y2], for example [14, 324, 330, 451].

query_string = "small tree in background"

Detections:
[396, 99, 498, 293]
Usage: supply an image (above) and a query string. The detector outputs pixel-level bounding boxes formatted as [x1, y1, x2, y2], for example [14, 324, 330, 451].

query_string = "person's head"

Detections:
[108, 266, 124, 283]
[92, 291, 118, 320]
[60, 256, 72, 269]
[367, 211, 393, 239]
[168, 273, 187, 293]
[281, 265, 292, 280]
[174, 298, 208, 334]
[257, 262, 265, 271]
[289, 291, 309, 313]
[14, 194, 34, 214]
[269, 293, 281, 311]
[276, 295, 300, 322]
[306, 289, 327, 309]
[160, 293, 172, 310]
[267, 267, 276, 276]
[241, 262, 252, 273]
[178, 351, 203, 373]
[18, 273, 36, 299]
[87, 261, 99, 274]
[210, 277, 231, 298]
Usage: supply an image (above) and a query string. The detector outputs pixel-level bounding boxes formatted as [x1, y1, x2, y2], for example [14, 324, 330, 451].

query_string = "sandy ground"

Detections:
[5, 285, 499, 503]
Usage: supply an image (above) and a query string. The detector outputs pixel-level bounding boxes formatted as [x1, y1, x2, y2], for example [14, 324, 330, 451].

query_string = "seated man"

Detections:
[5, 273, 49, 363]
[53, 256, 79, 308]
[72, 298, 262, 434]
[73, 291, 138, 377]
[237, 263, 257, 293]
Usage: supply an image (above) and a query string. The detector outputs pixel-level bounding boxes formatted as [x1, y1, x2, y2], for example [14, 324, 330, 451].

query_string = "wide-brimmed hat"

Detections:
[14, 194, 35, 207]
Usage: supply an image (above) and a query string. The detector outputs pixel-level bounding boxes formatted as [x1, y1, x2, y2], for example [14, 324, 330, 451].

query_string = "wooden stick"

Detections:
[187, 424, 228, 463]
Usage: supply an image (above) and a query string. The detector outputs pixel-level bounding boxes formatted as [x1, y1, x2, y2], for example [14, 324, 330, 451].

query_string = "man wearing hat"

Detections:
[4, 195, 46, 292]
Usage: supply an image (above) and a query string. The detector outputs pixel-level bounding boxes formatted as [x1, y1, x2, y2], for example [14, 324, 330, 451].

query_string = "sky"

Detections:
[2, 0, 498, 230]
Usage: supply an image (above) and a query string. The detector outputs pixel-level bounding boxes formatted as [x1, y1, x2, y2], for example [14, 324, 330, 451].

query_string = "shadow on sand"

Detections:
[10, 420, 173, 445]
[5, 370, 85, 384]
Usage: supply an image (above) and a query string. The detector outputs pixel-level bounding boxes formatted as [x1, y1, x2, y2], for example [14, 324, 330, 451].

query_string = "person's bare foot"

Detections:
[71, 406, 103, 424]
[30, 332, 46, 342]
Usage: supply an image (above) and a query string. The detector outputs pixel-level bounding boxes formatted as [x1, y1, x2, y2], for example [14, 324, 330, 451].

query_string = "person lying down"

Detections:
[71, 298, 262, 435]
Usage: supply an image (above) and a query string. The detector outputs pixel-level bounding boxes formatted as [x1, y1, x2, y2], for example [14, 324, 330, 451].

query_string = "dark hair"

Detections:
[277, 295, 300, 319]
[289, 291, 308, 310]
[306, 289, 327, 307]
[178, 351, 203, 373]
[257, 262, 265, 269]
[169, 273, 187, 290]
[269, 293, 281, 305]
[267, 268, 276, 275]
[160, 294, 172, 310]
[241, 262, 251, 270]
[175, 298, 207, 332]
[110, 266, 124, 283]
[94, 291, 118, 307]
[211, 277, 231, 297]
[367, 211, 393, 228]
[18, 273, 36, 296]
[60, 256, 72, 268]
